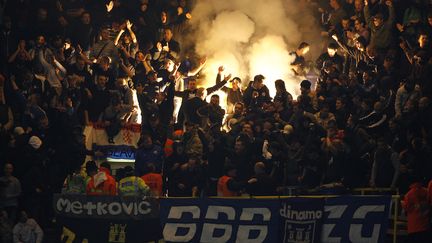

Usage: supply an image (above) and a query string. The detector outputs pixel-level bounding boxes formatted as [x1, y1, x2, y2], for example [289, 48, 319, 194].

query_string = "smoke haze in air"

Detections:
[188, 0, 321, 97]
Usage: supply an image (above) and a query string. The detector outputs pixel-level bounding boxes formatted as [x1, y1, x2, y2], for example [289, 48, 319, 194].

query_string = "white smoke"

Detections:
[189, 0, 321, 99]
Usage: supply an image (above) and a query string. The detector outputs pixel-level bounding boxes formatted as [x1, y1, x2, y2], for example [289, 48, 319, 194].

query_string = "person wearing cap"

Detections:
[118, 166, 150, 197]
[217, 164, 243, 197]
[364, 0, 395, 51]
[243, 74, 271, 110]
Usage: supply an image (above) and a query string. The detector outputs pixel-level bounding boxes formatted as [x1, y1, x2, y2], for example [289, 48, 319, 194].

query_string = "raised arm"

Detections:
[54, 58, 67, 75]
[206, 76, 229, 95]
[384, 1, 395, 27]
[363, 0, 372, 28]
[126, 20, 138, 44]
[188, 57, 207, 77]
[114, 29, 125, 46]
[76, 45, 93, 65]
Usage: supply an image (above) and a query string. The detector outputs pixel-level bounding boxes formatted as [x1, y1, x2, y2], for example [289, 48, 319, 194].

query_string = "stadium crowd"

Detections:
[1, 0, 432, 242]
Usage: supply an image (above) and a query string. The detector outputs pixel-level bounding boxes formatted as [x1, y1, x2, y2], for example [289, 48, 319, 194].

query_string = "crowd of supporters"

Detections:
[1, 0, 432, 241]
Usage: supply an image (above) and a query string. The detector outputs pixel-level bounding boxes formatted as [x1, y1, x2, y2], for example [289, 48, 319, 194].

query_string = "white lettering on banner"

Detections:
[55, 198, 153, 217]
[240, 208, 271, 221]
[321, 224, 341, 243]
[108, 202, 122, 215]
[123, 202, 133, 215]
[97, 202, 108, 215]
[325, 205, 347, 219]
[205, 206, 235, 220]
[57, 198, 71, 212]
[167, 206, 200, 219]
[163, 223, 196, 242]
[163, 206, 200, 242]
[200, 224, 232, 242]
[84, 202, 97, 215]
[280, 203, 323, 220]
[349, 205, 385, 243]
[353, 206, 385, 218]
[236, 225, 268, 243]
[349, 224, 380, 243]
[163, 206, 272, 242]
[321, 204, 385, 243]
[138, 201, 151, 214]
[71, 201, 83, 214]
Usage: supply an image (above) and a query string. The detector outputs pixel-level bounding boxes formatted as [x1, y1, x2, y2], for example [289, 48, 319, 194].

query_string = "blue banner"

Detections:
[160, 196, 391, 243]
[279, 198, 324, 243]
[321, 196, 391, 243]
[53, 194, 161, 243]
[93, 145, 136, 162]
[160, 198, 280, 243]
[54, 196, 391, 242]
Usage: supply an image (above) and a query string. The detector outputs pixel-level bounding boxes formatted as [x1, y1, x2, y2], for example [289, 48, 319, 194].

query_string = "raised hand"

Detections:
[106, 1, 114, 12]
[76, 44, 83, 54]
[385, 0, 392, 7]
[156, 42, 162, 52]
[200, 56, 207, 65]
[126, 20, 133, 30]
[224, 73, 232, 81]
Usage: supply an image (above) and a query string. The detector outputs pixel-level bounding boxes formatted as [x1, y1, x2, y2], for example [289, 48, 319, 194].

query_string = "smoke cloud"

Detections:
[188, 0, 321, 98]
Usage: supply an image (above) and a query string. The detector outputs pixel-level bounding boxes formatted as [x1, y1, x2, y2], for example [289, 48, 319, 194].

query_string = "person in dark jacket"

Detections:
[246, 162, 276, 196]
[243, 74, 271, 110]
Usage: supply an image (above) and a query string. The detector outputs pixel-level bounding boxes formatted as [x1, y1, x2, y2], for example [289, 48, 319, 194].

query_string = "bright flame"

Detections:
[249, 35, 302, 99]
[201, 35, 303, 109]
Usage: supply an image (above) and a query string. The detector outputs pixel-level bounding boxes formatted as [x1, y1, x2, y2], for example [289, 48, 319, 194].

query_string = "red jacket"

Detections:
[217, 176, 239, 197]
[141, 173, 163, 196]
[86, 167, 117, 196]
[402, 183, 430, 234]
